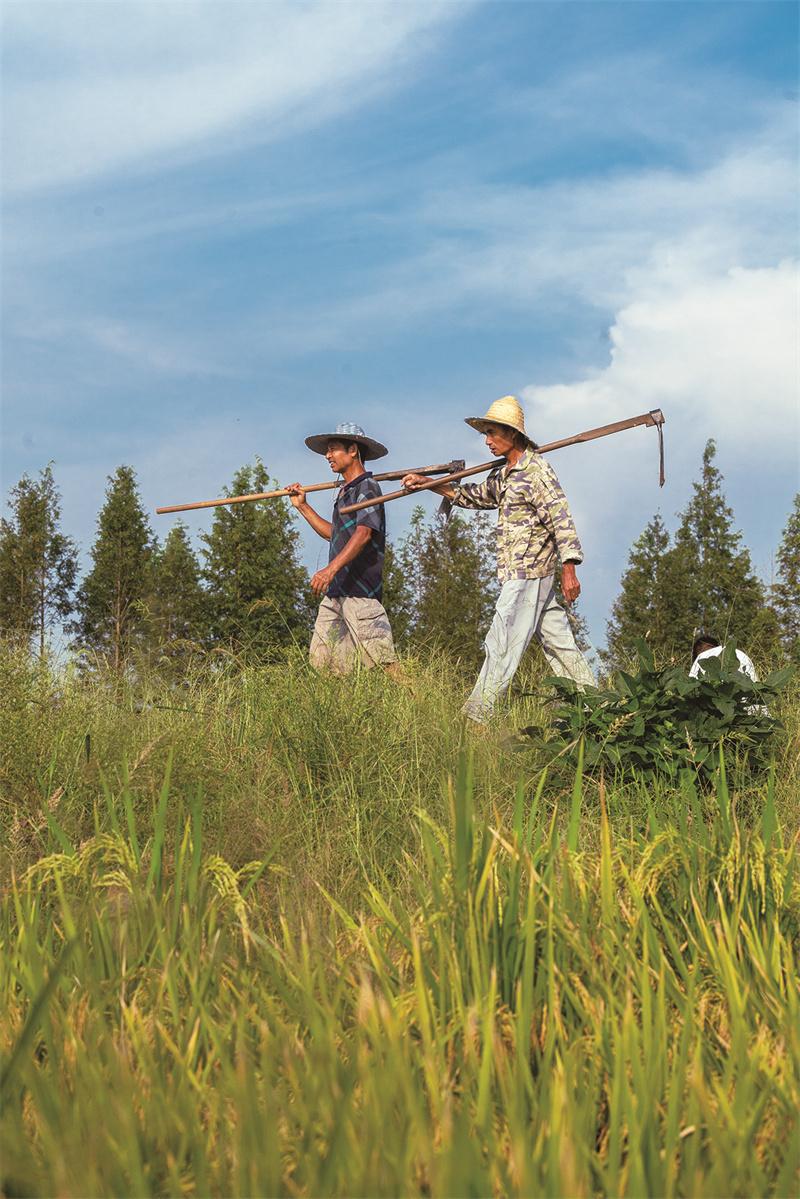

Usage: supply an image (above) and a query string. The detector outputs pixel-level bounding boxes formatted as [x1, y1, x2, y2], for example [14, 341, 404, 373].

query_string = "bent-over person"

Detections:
[689, 632, 758, 681]
[287, 422, 397, 675]
[404, 395, 595, 722]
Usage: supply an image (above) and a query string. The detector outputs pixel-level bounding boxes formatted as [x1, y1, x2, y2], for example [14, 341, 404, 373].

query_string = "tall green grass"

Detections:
[1, 642, 799, 1195]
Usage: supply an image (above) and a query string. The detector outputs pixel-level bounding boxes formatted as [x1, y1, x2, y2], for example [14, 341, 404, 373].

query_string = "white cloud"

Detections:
[516, 257, 799, 614]
[2, 1, 464, 192]
[524, 259, 799, 445]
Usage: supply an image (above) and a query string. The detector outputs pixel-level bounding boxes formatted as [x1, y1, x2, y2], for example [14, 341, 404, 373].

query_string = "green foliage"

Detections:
[384, 504, 498, 669]
[773, 493, 800, 663]
[1, 736, 798, 1197]
[671, 440, 768, 649]
[605, 442, 778, 668]
[415, 510, 498, 665]
[146, 523, 208, 664]
[604, 512, 671, 669]
[382, 506, 426, 647]
[72, 465, 155, 670]
[200, 460, 311, 656]
[2, 454, 797, 1193]
[0, 464, 77, 655]
[530, 640, 792, 779]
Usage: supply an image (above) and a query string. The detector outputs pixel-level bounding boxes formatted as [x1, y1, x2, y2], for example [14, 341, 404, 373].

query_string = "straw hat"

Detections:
[465, 395, 534, 446]
[305, 421, 388, 461]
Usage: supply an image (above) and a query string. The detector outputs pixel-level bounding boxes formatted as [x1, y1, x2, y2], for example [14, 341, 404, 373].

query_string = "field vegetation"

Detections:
[1, 641, 798, 1197]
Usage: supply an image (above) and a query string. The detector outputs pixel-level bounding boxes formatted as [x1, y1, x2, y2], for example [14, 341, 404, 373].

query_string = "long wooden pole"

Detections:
[340, 409, 665, 514]
[155, 460, 463, 515]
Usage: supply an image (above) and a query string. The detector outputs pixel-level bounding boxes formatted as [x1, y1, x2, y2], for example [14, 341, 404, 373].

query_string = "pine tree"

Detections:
[773, 493, 800, 662]
[385, 508, 498, 669]
[383, 507, 427, 648]
[668, 439, 768, 655]
[605, 441, 777, 668]
[649, 537, 699, 660]
[0, 464, 77, 655]
[603, 513, 671, 668]
[73, 466, 155, 670]
[148, 523, 208, 657]
[201, 461, 311, 657]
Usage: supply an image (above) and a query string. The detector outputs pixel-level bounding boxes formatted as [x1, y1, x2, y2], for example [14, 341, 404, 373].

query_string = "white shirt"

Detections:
[689, 647, 758, 681]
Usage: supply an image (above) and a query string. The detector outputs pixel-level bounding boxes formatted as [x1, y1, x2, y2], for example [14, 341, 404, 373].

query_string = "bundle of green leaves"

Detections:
[525, 640, 792, 779]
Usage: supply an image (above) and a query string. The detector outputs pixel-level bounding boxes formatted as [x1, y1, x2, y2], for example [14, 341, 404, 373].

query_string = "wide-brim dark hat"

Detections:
[305, 421, 388, 461]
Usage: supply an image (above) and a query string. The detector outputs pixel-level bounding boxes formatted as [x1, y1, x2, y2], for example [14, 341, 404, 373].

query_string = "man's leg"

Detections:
[534, 580, 596, 687]
[339, 598, 397, 670]
[463, 579, 546, 722]
[309, 598, 358, 674]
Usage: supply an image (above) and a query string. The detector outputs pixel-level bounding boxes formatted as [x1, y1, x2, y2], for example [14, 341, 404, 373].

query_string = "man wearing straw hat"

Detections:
[403, 395, 595, 722]
[287, 422, 398, 675]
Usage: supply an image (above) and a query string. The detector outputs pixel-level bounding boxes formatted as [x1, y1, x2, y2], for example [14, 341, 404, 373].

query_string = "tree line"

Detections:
[1, 441, 798, 671]
[604, 441, 798, 668]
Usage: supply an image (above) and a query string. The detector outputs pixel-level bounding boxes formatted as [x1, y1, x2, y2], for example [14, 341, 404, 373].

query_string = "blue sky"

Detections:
[2, 0, 798, 652]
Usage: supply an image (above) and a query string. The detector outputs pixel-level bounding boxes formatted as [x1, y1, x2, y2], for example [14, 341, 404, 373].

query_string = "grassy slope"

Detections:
[1, 643, 799, 1196]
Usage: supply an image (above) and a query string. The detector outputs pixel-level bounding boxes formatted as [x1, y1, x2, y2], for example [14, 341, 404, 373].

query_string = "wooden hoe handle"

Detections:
[156, 460, 465, 515]
[340, 409, 666, 514]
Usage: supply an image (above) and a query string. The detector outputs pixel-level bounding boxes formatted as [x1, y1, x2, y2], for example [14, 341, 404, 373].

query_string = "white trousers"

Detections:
[463, 576, 595, 722]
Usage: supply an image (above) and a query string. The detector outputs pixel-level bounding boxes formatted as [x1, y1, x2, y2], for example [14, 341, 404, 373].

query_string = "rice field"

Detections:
[1, 644, 798, 1197]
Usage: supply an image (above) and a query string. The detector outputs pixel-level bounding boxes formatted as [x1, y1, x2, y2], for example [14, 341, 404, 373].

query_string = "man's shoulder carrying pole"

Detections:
[339, 408, 666, 515]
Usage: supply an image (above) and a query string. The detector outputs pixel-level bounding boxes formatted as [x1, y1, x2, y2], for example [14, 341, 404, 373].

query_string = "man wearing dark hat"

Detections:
[403, 395, 595, 722]
[287, 422, 397, 674]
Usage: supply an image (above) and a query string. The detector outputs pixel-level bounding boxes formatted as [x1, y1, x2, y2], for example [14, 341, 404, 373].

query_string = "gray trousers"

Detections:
[309, 596, 397, 674]
[463, 576, 595, 722]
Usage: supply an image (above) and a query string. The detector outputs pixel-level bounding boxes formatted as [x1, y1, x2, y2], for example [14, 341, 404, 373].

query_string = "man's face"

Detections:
[326, 440, 359, 473]
[483, 423, 518, 458]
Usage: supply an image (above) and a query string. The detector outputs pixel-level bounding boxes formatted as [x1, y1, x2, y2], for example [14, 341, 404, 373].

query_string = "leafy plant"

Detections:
[525, 640, 792, 779]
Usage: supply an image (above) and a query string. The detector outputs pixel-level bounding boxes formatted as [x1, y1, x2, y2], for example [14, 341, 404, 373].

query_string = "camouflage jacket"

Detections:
[453, 448, 583, 581]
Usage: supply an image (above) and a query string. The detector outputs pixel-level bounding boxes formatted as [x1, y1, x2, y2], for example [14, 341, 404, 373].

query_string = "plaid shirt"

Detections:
[453, 448, 583, 581]
[327, 472, 385, 600]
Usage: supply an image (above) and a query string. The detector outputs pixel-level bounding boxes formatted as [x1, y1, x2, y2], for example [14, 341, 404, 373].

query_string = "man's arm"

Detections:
[528, 462, 584, 602]
[310, 526, 372, 595]
[402, 474, 456, 499]
[286, 484, 332, 541]
[402, 471, 502, 509]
